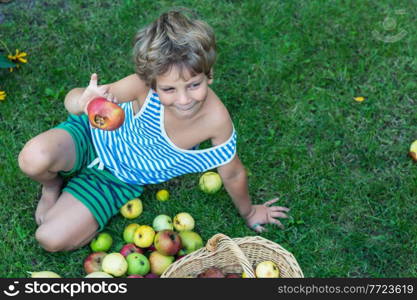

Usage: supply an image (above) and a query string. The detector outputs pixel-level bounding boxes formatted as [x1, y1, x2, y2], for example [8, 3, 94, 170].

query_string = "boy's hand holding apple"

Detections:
[78, 73, 125, 131]
[78, 73, 118, 114]
[244, 198, 290, 233]
[78, 73, 106, 114]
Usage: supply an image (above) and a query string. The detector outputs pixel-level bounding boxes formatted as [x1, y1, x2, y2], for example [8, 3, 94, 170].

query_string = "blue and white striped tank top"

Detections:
[88, 89, 237, 185]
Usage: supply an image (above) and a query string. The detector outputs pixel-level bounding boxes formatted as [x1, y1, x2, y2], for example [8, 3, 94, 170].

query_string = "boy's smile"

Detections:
[155, 65, 213, 119]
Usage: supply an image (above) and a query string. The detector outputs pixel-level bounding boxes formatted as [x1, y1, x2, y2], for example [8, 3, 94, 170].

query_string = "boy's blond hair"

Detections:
[133, 9, 216, 89]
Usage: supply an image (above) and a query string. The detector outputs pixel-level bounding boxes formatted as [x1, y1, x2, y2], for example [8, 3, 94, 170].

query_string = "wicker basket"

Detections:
[161, 233, 304, 278]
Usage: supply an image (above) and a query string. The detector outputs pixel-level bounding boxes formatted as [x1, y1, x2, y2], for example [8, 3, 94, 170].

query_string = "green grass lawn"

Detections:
[1, 0, 417, 277]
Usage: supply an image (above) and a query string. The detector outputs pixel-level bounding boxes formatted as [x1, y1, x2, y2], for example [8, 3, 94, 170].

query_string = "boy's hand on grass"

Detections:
[80, 73, 119, 114]
[245, 198, 290, 233]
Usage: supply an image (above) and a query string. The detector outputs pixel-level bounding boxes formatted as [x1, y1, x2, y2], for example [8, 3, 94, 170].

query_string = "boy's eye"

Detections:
[162, 88, 174, 92]
[190, 82, 201, 88]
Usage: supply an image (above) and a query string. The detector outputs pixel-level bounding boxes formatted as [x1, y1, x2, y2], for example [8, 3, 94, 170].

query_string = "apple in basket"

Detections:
[87, 97, 125, 131]
[197, 267, 225, 278]
[255, 261, 280, 278]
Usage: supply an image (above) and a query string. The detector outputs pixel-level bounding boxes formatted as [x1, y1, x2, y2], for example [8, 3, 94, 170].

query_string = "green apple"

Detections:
[102, 253, 128, 277]
[199, 171, 222, 194]
[126, 253, 150, 276]
[149, 251, 175, 276]
[178, 231, 203, 254]
[90, 232, 113, 252]
[123, 223, 140, 243]
[173, 212, 195, 231]
[152, 214, 173, 231]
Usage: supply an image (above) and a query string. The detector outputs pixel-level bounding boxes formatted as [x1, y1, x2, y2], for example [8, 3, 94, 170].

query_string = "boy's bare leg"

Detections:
[18, 128, 76, 225]
[36, 191, 99, 252]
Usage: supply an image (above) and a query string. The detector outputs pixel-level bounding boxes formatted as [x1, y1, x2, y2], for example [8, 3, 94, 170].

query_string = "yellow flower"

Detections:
[354, 96, 365, 102]
[0, 90, 6, 101]
[7, 49, 28, 71]
[8, 49, 28, 63]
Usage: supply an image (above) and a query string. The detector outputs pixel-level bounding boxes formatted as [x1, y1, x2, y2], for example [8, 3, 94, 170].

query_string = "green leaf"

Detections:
[44, 88, 55, 97]
[0, 55, 16, 68]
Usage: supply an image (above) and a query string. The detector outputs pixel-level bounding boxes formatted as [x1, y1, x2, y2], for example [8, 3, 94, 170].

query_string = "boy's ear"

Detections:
[208, 68, 214, 84]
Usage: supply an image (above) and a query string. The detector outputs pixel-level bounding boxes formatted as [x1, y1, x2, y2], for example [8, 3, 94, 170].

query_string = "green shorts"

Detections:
[55, 114, 144, 231]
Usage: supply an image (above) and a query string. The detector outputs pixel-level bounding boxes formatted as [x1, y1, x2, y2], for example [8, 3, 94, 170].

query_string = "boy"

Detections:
[18, 9, 289, 252]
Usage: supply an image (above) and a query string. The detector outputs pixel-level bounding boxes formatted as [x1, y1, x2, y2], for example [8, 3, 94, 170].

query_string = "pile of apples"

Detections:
[84, 210, 204, 278]
[31, 172, 280, 278]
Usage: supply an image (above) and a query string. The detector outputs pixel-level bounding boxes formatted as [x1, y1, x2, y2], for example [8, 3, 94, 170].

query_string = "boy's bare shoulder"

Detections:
[108, 73, 148, 103]
[205, 88, 234, 146]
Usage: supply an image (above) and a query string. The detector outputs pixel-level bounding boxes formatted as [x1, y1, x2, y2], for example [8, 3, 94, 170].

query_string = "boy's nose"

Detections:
[177, 92, 191, 105]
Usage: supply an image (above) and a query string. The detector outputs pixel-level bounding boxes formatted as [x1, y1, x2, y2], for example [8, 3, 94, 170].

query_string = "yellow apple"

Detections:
[156, 189, 170, 202]
[409, 140, 417, 162]
[149, 251, 175, 276]
[120, 198, 143, 219]
[173, 212, 195, 231]
[133, 225, 155, 248]
[255, 261, 280, 278]
[123, 223, 140, 243]
[102, 253, 128, 277]
[85, 271, 113, 278]
[241, 271, 252, 278]
[28, 271, 61, 278]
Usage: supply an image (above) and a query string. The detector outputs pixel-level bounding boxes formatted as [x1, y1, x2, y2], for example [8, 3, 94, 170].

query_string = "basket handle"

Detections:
[206, 233, 256, 278]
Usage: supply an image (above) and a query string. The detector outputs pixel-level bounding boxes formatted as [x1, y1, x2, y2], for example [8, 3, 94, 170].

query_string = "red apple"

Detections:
[127, 275, 144, 278]
[87, 97, 125, 131]
[197, 267, 225, 278]
[120, 243, 143, 257]
[154, 230, 182, 256]
[147, 245, 156, 252]
[225, 273, 241, 278]
[83, 252, 107, 274]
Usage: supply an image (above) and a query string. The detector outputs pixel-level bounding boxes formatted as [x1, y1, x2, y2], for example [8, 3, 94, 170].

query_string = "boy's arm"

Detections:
[217, 154, 252, 218]
[64, 73, 147, 115]
[217, 154, 289, 233]
[212, 108, 290, 233]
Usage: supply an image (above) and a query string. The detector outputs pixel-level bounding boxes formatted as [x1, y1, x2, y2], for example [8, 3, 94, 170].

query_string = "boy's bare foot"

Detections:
[35, 177, 63, 225]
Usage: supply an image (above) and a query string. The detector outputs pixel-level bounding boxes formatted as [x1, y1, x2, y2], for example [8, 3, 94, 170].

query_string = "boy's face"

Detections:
[155, 65, 213, 119]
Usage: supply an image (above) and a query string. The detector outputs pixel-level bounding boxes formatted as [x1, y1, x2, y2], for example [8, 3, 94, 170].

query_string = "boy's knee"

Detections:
[35, 225, 68, 252]
[18, 139, 53, 176]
